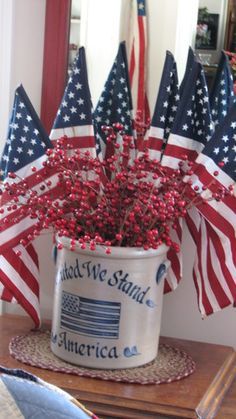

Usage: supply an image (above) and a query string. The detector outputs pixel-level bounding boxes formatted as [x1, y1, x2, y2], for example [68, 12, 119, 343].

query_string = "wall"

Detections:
[0, 0, 235, 348]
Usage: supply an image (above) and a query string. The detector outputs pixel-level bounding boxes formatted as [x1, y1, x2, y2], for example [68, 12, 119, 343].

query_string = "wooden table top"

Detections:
[0, 314, 235, 418]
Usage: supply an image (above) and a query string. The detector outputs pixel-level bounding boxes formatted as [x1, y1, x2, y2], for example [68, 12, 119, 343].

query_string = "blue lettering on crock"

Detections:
[59, 259, 151, 305]
[56, 332, 119, 359]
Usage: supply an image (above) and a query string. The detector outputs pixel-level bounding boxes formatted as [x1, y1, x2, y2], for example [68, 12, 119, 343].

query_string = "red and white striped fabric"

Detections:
[0, 244, 40, 326]
[187, 208, 236, 315]
[128, 0, 150, 147]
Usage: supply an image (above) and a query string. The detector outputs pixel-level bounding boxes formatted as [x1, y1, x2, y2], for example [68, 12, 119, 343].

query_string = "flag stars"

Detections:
[20, 136, 26, 143]
[68, 91, 75, 99]
[26, 115, 32, 122]
[76, 82, 82, 90]
[231, 122, 236, 129]
[77, 98, 84, 105]
[30, 139, 37, 146]
[19, 102, 25, 108]
[27, 149, 34, 156]
[79, 113, 86, 120]
[163, 101, 168, 108]
[23, 126, 29, 133]
[63, 115, 70, 122]
[13, 157, 19, 165]
[182, 124, 188, 131]
[16, 112, 22, 119]
[17, 147, 23, 153]
[214, 147, 220, 154]
[62, 100, 68, 107]
[222, 135, 229, 142]
[70, 106, 77, 114]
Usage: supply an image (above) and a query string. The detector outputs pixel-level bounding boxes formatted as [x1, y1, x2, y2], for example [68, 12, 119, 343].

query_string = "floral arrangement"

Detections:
[0, 124, 228, 255]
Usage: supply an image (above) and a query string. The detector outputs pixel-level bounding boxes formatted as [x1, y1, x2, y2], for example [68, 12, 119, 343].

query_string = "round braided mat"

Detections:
[9, 331, 195, 385]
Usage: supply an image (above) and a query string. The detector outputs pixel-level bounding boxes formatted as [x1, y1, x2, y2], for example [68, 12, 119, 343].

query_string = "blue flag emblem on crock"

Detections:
[61, 291, 121, 339]
[156, 263, 167, 284]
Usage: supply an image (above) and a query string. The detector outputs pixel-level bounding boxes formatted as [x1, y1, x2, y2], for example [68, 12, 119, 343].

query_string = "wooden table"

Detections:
[0, 314, 235, 418]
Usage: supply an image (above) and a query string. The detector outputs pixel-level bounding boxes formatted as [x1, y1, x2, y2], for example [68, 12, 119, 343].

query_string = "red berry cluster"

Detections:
[0, 124, 230, 254]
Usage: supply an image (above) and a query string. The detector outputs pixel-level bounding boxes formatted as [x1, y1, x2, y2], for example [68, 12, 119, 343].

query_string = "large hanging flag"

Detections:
[94, 42, 134, 160]
[129, 0, 150, 145]
[147, 51, 179, 161]
[0, 85, 52, 328]
[210, 51, 235, 127]
[50, 47, 96, 157]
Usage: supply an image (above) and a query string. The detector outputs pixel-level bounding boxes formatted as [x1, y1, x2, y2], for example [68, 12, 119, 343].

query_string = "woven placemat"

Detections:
[9, 331, 195, 385]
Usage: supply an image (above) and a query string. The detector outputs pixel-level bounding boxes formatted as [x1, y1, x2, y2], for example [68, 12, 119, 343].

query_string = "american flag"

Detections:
[147, 51, 179, 161]
[160, 59, 214, 293]
[94, 42, 134, 159]
[0, 85, 52, 328]
[50, 47, 96, 157]
[210, 51, 235, 127]
[161, 60, 214, 169]
[185, 101, 236, 315]
[129, 0, 150, 140]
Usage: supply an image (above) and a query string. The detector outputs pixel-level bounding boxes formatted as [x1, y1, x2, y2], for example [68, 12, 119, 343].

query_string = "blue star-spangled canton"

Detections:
[201, 104, 236, 179]
[161, 60, 214, 169]
[94, 42, 133, 158]
[148, 51, 179, 156]
[179, 47, 195, 97]
[210, 51, 235, 127]
[50, 47, 96, 156]
[53, 48, 93, 128]
[0, 85, 51, 179]
[137, 0, 146, 16]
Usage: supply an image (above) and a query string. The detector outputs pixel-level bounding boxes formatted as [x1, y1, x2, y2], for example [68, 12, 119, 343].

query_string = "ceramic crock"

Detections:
[51, 237, 169, 369]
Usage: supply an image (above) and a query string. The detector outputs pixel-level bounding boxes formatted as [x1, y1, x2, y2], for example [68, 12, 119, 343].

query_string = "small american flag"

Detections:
[147, 51, 179, 161]
[161, 59, 214, 294]
[50, 47, 96, 157]
[94, 42, 134, 160]
[61, 292, 121, 339]
[161, 60, 214, 169]
[0, 85, 52, 327]
[129, 0, 150, 144]
[210, 51, 235, 127]
[185, 100, 236, 315]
